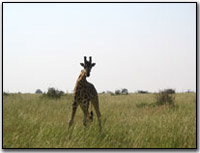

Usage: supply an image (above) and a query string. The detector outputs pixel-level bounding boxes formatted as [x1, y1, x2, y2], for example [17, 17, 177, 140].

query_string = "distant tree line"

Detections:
[136, 89, 176, 94]
[104, 88, 129, 96]
[136, 90, 149, 94]
[100, 88, 177, 96]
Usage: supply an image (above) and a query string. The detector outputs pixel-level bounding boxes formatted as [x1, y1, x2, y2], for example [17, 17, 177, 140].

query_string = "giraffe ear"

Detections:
[80, 63, 84, 67]
[91, 63, 96, 67]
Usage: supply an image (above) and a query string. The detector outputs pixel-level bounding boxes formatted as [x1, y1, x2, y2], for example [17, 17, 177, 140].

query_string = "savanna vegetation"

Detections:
[3, 92, 196, 148]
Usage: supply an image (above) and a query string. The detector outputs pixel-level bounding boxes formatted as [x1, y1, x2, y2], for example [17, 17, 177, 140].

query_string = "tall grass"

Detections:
[3, 93, 196, 148]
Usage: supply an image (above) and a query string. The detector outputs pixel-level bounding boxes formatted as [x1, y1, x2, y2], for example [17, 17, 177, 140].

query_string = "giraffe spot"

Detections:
[74, 95, 77, 100]
[76, 91, 80, 96]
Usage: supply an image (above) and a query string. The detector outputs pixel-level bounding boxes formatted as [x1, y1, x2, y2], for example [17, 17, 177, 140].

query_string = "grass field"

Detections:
[3, 93, 196, 148]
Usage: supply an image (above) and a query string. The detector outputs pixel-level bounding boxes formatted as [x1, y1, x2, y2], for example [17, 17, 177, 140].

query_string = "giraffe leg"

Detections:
[68, 101, 78, 129]
[80, 104, 93, 122]
[81, 101, 89, 128]
[92, 98, 102, 133]
[89, 102, 93, 121]
[80, 104, 91, 121]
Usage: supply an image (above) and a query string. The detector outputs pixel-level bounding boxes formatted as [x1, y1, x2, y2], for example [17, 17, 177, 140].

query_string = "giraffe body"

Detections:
[68, 57, 101, 132]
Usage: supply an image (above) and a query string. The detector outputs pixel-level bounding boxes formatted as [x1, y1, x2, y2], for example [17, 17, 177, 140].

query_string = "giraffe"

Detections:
[68, 56, 102, 132]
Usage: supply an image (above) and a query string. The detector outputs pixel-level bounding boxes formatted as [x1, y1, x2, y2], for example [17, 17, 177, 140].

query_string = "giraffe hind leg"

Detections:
[92, 98, 102, 133]
[68, 101, 78, 129]
[80, 102, 93, 122]
[81, 100, 89, 128]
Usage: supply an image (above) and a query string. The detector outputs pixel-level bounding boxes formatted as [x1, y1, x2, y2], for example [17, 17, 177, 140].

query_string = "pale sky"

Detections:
[3, 3, 196, 93]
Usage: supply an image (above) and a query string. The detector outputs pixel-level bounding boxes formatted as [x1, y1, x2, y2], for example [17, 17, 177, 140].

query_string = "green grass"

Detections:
[3, 93, 196, 148]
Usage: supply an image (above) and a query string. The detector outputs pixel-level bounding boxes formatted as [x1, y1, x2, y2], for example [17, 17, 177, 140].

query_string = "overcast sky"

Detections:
[3, 3, 196, 93]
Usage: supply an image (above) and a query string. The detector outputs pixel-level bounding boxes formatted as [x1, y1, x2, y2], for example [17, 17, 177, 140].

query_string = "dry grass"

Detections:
[3, 93, 196, 148]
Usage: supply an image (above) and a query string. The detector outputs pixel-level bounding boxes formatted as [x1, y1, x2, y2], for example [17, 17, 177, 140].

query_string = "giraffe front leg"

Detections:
[68, 101, 78, 129]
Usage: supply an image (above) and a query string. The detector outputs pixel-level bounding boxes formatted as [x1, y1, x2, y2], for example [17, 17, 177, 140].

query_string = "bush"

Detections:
[137, 90, 149, 94]
[44, 87, 64, 99]
[110, 92, 115, 96]
[3, 92, 9, 96]
[100, 91, 105, 94]
[106, 91, 114, 96]
[35, 89, 43, 94]
[164, 89, 175, 94]
[121, 88, 128, 95]
[155, 90, 175, 106]
[115, 90, 121, 95]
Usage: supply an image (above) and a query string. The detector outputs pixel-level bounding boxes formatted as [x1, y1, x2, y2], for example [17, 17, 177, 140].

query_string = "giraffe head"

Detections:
[80, 56, 96, 77]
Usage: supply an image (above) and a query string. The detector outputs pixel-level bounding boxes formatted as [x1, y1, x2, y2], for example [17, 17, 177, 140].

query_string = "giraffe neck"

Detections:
[77, 69, 87, 84]
[74, 69, 88, 93]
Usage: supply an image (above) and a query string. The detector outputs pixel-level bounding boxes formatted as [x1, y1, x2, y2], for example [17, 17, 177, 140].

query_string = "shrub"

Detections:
[137, 90, 149, 94]
[110, 92, 115, 96]
[100, 91, 105, 94]
[106, 91, 115, 96]
[44, 87, 64, 99]
[155, 90, 175, 106]
[35, 89, 43, 94]
[3, 92, 9, 96]
[164, 89, 175, 94]
[115, 90, 121, 95]
[121, 88, 128, 95]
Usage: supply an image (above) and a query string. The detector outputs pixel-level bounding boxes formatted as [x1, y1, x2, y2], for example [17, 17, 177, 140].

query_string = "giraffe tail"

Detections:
[89, 103, 93, 121]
